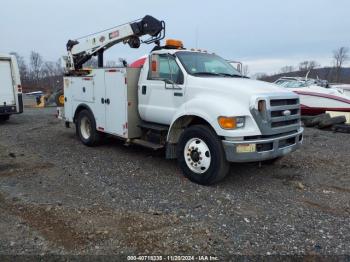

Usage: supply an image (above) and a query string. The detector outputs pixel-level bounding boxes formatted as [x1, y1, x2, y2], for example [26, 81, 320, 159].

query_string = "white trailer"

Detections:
[59, 16, 303, 185]
[0, 53, 23, 121]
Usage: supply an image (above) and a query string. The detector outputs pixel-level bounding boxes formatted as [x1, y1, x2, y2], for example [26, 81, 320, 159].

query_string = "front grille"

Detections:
[270, 99, 298, 106]
[250, 94, 301, 136]
[271, 109, 299, 117]
[271, 119, 299, 128]
[269, 98, 300, 129]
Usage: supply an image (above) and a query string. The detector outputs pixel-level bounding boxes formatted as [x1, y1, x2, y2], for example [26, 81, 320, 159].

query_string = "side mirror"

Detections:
[236, 63, 242, 73]
[164, 78, 175, 88]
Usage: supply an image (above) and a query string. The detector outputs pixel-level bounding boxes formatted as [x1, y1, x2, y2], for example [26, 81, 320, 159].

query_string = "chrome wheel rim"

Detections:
[80, 116, 91, 140]
[184, 138, 211, 174]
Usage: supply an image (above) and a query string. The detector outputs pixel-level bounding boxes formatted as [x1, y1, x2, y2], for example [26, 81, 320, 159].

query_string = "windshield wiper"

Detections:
[193, 72, 244, 78]
[219, 73, 243, 78]
[193, 72, 221, 76]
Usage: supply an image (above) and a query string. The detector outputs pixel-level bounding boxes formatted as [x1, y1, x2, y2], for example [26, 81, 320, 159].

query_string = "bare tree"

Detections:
[299, 61, 319, 71]
[333, 47, 349, 82]
[29, 51, 44, 85]
[83, 57, 98, 68]
[42, 59, 63, 77]
[41, 59, 63, 91]
[106, 60, 117, 67]
[280, 66, 295, 74]
[253, 73, 269, 80]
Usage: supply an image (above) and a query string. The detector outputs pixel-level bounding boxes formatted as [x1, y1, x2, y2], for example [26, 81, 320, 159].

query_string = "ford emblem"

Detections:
[282, 110, 291, 116]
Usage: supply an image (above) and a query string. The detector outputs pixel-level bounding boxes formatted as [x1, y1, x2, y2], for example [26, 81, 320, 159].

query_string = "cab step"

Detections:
[131, 139, 164, 150]
[138, 122, 169, 132]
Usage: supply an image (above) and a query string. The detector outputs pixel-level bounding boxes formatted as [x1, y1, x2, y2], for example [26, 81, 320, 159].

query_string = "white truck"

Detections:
[0, 53, 23, 121]
[59, 16, 303, 185]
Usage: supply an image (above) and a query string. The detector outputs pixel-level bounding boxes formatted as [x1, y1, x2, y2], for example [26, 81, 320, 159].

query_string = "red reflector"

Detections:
[83, 77, 92, 81]
[125, 122, 128, 129]
[97, 127, 104, 131]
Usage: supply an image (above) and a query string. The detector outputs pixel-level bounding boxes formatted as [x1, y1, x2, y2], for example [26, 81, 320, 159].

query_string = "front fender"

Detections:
[169, 95, 262, 139]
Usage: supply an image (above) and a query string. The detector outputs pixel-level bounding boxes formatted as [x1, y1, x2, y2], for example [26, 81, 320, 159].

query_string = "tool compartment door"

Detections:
[72, 77, 94, 103]
[104, 69, 127, 137]
[0, 60, 15, 105]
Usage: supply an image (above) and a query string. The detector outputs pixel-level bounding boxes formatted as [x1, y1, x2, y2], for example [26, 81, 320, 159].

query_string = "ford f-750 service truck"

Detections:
[58, 16, 303, 185]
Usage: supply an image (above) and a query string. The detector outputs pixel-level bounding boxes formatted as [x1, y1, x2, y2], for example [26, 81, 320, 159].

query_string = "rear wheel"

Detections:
[76, 110, 101, 146]
[177, 125, 229, 185]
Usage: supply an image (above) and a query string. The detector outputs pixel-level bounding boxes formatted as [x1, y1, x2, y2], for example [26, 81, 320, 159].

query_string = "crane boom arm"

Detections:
[65, 15, 165, 71]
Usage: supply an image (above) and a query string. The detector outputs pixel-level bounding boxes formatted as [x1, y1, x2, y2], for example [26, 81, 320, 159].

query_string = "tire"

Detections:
[55, 90, 64, 107]
[0, 115, 10, 121]
[318, 116, 346, 129]
[177, 125, 230, 185]
[332, 124, 350, 134]
[76, 109, 101, 146]
[302, 113, 330, 127]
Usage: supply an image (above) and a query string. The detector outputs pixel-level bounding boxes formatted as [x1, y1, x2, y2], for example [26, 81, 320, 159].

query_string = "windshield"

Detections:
[176, 52, 242, 77]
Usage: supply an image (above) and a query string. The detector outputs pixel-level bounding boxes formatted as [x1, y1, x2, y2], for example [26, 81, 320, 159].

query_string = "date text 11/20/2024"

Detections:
[127, 255, 219, 261]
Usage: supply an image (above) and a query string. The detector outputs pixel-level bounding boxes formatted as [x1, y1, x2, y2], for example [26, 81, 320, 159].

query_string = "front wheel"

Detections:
[177, 125, 230, 185]
[76, 110, 101, 146]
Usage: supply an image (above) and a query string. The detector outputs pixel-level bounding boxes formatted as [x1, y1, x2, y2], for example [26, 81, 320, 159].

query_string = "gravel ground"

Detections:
[0, 108, 349, 259]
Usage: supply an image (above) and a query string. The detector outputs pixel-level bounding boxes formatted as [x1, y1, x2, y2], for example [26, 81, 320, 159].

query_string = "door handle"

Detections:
[106, 98, 110, 105]
[142, 85, 147, 95]
[101, 98, 105, 104]
[174, 92, 183, 97]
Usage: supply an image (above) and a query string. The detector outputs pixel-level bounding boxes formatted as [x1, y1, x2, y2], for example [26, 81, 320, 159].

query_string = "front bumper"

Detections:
[222, 127, 303, 162]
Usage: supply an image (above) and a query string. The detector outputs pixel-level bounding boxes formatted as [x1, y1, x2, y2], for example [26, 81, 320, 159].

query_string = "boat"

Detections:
[274, 77, 350, 115]
[330, 83, 350, 97]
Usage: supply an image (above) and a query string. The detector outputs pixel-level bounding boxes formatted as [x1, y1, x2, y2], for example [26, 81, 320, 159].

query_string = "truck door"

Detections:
[139, 54, 185, 125]
[0, 59, 15, 106]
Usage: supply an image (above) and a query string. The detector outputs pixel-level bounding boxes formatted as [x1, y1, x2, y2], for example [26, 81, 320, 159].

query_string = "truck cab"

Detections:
[0, 53, 23, 121]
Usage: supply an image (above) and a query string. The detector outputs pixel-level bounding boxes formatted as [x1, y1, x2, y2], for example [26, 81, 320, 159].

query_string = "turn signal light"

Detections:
[218, 117, 237, 129]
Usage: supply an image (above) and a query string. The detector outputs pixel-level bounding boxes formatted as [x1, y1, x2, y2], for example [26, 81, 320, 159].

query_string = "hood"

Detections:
[187, 76, 293, 98]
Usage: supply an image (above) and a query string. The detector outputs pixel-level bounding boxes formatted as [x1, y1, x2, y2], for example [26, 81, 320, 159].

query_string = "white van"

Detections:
[0, 53, 23, 121]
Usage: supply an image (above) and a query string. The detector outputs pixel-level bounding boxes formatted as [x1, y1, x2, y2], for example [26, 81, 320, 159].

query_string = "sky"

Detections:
[1, 0, 350, 75]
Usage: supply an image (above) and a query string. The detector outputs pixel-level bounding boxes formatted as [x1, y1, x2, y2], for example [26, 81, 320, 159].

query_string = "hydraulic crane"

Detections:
[64, 15, 165, 73]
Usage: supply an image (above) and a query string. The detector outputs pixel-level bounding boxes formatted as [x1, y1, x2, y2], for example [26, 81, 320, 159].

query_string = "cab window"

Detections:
[149, 54, 184, 84]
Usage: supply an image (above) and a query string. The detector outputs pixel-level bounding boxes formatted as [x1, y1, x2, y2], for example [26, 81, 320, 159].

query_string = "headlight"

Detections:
[218, 116, 245, 129]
